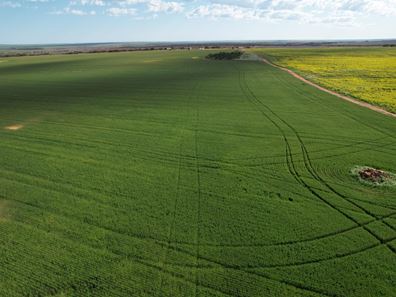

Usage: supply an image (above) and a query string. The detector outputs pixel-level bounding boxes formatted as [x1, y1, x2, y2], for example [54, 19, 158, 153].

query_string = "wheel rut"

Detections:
[240, 65, 396, 254]
[262, 67, 396, 250]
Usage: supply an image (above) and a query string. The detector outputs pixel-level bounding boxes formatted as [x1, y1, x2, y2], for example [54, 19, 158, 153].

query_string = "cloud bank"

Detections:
[2, 0, 396, 24]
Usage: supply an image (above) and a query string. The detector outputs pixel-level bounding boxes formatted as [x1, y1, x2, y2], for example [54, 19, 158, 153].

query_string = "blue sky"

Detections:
[1, 0, 395, 44]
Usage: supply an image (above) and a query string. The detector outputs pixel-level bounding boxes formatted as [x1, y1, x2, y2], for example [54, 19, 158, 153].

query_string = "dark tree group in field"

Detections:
[206, 51, 243, 60]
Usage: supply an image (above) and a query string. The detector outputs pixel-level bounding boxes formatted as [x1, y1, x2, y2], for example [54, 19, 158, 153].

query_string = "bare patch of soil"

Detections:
[359, 168, 389, 183]
[142, 59, 160, 63]
[5, 124, 24, 131]
[352, 166, 396, 186]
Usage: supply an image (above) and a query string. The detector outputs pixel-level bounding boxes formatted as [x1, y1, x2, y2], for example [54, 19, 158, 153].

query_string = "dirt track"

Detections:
[260, 58, 396, 119]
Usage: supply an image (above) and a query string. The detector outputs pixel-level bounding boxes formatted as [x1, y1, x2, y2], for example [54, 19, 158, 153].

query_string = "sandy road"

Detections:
[260, 57, 396, 119]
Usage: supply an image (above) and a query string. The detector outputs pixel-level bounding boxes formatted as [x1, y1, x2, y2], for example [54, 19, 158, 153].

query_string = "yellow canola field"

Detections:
[251, 47, 396, 113]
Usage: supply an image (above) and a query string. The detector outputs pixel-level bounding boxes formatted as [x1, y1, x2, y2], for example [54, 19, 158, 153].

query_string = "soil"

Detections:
[5, 124, 23, 131]
[358, 168, 389, 183]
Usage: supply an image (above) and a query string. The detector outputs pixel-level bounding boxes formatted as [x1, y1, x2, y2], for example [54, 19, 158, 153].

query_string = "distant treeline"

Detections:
[206, 51, 243, 60]
[0, 45, 228, 58]
[0, 47, 179, 58]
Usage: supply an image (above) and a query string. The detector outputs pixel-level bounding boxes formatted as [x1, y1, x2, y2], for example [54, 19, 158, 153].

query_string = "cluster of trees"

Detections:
[206, 51, 243, 60]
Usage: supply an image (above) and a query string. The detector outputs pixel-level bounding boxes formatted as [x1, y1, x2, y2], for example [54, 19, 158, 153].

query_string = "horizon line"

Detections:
[1, 38, 396, 47]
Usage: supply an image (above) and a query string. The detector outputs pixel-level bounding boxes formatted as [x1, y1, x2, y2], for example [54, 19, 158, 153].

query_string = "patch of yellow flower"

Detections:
[251, 48, 396, 113]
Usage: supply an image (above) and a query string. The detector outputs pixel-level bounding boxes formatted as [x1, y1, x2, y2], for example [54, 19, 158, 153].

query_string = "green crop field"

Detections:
[0, 50, 395, 297]
[250, 47, 396, 113]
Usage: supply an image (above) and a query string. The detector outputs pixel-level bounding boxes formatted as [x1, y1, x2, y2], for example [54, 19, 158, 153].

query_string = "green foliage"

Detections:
[250, 47, 396, 113]
[0, 50, 395, 296]
[206, 51, 243, 60]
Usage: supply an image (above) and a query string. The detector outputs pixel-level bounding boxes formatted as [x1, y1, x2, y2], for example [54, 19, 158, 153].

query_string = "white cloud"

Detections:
[188, 4, 262, 19]
[52, 7, 96, 15]
[364, 0, 396, 16]
[106, 6, 136, 15]
[71, 0, 105, 6]
[0, 1, 21, 8]
[17, 0, 396, 23]
[118, 0, 147, 5]
[148, 0, 183, 13]
[188, 0, 396, 23]
[258, 0, 396, 17]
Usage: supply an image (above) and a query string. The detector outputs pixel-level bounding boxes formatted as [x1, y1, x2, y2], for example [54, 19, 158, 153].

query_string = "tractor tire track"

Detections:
[161, 233, 396, 270]
[5, 187, 395, 253]
[169, 211, 396, 248]
[236, 64, 396, 255]
[1, 194, 382, 297]
[259, 58, 396, 118]
[158, 129, 185, 295]
[263, 63, 396, 141]
[194, 83, 203, 297]
[261, 67, 396, 247]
